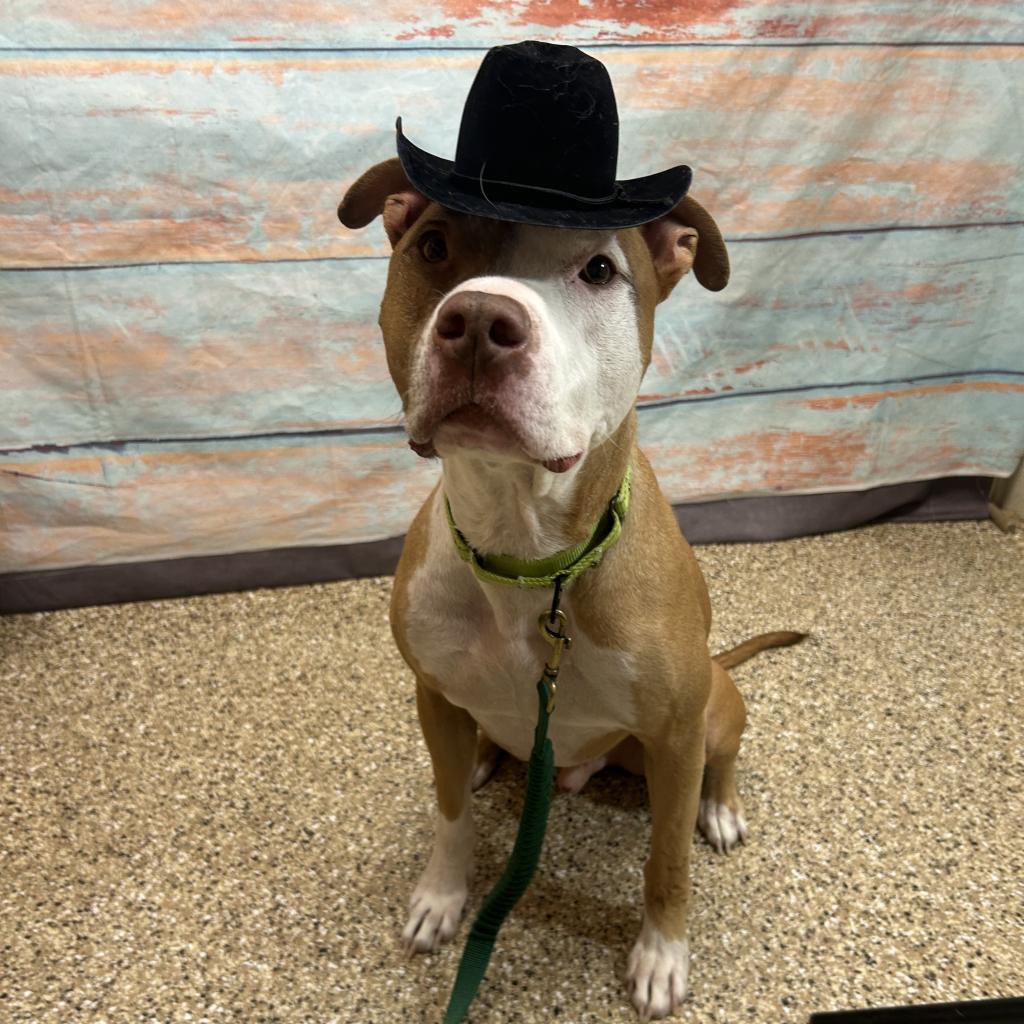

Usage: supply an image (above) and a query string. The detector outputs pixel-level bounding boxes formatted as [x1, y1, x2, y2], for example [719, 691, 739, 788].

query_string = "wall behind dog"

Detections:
[1, 4, 1023, 575]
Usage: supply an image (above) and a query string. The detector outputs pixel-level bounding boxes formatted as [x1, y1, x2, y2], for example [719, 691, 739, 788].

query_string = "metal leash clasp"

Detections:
[537, 608, 572, 713]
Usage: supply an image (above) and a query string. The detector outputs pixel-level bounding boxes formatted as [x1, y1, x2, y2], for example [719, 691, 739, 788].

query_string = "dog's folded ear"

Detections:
[641, 195, 729, 301]
[338, 158, 431, 247]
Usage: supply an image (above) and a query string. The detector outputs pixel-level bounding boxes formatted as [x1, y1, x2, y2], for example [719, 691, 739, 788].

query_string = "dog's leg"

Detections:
[402, 678, 477, 954]
[627, 720, 705, 1021]
[698, 660, 749, 853]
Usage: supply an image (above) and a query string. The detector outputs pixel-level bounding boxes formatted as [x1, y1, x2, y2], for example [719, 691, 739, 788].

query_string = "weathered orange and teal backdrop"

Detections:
[1, 3, 1023, 574]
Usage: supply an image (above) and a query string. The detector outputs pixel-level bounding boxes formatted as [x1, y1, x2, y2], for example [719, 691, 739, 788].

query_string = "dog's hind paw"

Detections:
[697, 798, 748, 854]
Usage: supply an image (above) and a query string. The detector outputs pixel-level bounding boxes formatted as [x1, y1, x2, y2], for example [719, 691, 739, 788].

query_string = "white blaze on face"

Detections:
[407, 226, 645, 465]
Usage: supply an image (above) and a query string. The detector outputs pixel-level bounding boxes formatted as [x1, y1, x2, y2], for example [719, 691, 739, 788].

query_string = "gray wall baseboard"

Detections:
[676, 476, 991, 544]
[0, 477, 992, 614]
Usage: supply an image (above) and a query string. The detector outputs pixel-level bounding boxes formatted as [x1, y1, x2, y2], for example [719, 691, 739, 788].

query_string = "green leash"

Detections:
[438, 472, 630, 1022]
[441, 592, 572, 1024]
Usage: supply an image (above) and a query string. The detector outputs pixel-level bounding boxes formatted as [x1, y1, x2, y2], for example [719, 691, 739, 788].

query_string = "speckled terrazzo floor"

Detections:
[2, 520, 1022, 1024]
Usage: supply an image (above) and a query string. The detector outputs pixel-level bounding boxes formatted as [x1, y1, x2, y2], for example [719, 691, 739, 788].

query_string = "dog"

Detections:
[337, 42, 803, 1020]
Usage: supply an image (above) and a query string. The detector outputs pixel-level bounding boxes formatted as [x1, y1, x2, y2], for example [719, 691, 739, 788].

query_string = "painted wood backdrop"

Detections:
[1, 4, 1023, 573]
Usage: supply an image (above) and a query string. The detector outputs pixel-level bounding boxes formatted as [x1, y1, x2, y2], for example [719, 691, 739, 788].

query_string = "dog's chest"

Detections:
[403, 542, 637, 766]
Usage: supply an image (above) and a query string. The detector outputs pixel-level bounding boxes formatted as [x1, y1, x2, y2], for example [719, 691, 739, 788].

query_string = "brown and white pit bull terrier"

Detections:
[338, 158, 802, 1019]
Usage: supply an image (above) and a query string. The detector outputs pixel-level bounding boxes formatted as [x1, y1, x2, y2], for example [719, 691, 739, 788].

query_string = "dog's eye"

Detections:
[418, 230, 448, 264]
[579, 254, 616, 286]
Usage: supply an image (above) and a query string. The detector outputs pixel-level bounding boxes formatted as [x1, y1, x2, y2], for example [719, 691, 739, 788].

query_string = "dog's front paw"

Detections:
[626, 919, 689, 1020]
[697, 797, 748, 854]
[402, 877, 467, 955]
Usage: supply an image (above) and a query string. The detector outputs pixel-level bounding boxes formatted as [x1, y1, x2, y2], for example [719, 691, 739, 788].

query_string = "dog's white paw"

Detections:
[402, 876, 467, 954]
[626, 920, 689, 1021]
[697, 797, 748, 854]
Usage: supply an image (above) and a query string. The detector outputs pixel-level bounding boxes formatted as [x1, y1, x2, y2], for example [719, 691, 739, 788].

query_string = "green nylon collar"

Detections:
[444, 467, 631, 589]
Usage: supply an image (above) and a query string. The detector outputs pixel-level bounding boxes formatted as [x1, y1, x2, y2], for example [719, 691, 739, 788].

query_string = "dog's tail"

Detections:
[714, 631, 808, 670]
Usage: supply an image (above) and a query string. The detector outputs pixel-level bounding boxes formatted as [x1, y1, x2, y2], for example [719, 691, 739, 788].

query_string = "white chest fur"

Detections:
[403, 496, 638, 766]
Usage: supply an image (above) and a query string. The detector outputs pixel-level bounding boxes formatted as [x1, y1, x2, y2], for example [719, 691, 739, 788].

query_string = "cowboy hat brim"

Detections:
[396, 119, 692, 231]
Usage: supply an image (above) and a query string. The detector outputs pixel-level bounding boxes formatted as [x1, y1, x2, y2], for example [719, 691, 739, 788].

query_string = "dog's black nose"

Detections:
[434, 290, 530, 370]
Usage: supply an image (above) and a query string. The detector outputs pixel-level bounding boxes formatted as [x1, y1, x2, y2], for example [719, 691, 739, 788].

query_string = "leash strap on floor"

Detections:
[441, 587, 567, 1024]
[441, 679, 554, 1024]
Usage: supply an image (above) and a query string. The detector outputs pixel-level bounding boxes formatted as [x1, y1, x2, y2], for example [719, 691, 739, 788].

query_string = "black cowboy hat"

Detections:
[395, 40, 692, 230]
